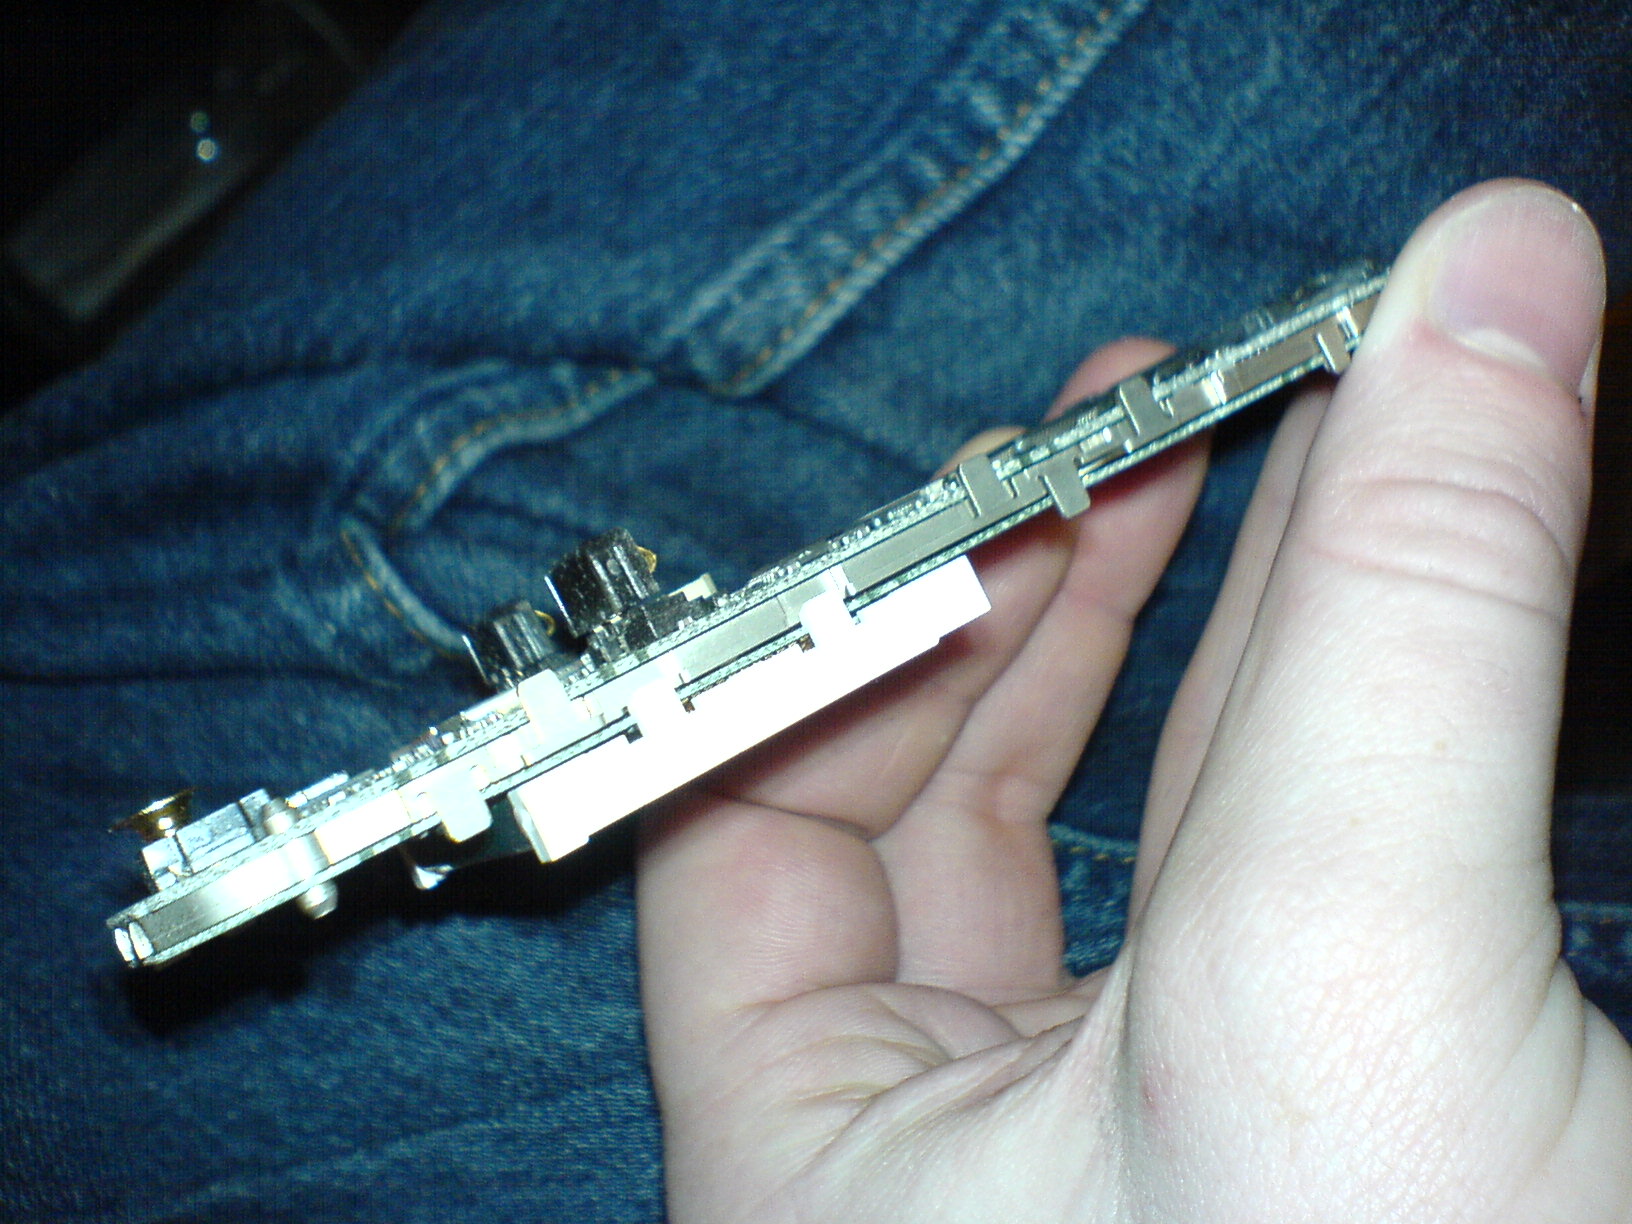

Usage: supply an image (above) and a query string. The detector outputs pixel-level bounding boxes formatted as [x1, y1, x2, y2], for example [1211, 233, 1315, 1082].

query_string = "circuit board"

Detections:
[107, 262, 1388, 967]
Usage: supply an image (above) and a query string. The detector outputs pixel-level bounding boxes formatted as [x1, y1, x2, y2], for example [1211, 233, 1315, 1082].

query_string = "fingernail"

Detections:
[1430, 185, 1605, 406]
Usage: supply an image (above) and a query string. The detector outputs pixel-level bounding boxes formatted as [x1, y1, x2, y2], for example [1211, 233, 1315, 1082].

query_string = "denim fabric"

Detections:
[4, 0, 1631, 1218]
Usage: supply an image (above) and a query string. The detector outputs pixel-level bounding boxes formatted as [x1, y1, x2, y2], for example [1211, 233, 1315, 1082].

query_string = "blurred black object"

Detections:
[1, 0, 423, 411]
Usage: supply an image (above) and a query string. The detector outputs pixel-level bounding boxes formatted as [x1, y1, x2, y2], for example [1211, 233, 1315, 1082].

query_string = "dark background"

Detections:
[1, 0, 425, 410]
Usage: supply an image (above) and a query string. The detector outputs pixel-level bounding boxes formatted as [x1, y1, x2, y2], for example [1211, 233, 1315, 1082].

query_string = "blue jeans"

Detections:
[4, 0, 1630, 1218]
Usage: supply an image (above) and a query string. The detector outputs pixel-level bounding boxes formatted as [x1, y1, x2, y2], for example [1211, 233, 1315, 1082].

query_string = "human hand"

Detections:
[637, 180, 1632, 1222]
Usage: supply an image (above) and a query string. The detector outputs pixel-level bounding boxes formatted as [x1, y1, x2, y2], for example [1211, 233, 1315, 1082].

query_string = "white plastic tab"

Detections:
[508, 557, 991, 862]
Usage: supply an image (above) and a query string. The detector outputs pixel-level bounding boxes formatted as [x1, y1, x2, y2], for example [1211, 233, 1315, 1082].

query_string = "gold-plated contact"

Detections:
[113, 790, 194, 842]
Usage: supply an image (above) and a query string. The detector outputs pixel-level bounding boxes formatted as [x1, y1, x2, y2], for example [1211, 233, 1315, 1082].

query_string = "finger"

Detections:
[1135, 181, 1606, 1164]
[1129, 385, 1327, 919]
[874, 342, 1209, 1003]
[638, 794, 897, 1088]
[636, 431, 1079, 1103]
[710, 340, 1181, 837]
[638, 337, 1197, 1070]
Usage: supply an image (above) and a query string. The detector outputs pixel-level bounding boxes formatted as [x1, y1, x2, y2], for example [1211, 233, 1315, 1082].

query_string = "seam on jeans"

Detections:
[338, 521, 457, 656]
[717, 21, 1104, 395]
[1049, 824, 1138, 861]
[385, 365, 643, 536]
[659, 0, 1149, 399]
[340, 365, 654, 657]
[1057, 845, 1138, 864]
[1561, 899, 1632, 925]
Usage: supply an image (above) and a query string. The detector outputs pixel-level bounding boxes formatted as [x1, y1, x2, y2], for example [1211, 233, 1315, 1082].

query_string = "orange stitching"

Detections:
[348, 365, 643, 654]
[1063, 846, 1138, 865]
[718, 15, 1109, 394]
[338, 524, 452, 654]
[386, 367, 629, 534]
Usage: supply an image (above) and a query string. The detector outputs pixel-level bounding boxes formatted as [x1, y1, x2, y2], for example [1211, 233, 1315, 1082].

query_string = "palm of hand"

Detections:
[637, 186, 1632, 1223]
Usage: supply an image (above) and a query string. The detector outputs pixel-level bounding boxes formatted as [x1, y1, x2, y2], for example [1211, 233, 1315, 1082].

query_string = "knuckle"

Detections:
[1304, 374, 1589, 620]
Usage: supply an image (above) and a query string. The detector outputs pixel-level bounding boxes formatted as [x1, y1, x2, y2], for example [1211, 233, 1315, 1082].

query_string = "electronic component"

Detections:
[106, 262, 1388, 966]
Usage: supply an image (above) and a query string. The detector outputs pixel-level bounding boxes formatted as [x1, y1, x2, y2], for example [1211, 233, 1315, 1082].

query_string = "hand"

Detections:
[637, 180, 1632, 1222]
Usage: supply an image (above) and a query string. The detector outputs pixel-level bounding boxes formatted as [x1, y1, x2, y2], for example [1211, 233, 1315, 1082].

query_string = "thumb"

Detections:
[1194, 179, 1602, 899]
[1128, 181, 1631, 1212]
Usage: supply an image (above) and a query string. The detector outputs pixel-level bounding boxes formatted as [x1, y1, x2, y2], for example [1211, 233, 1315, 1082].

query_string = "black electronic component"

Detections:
[546, 529, 661, 638]
[545, 528, 714, 663]
[469, 600, 560, 691]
